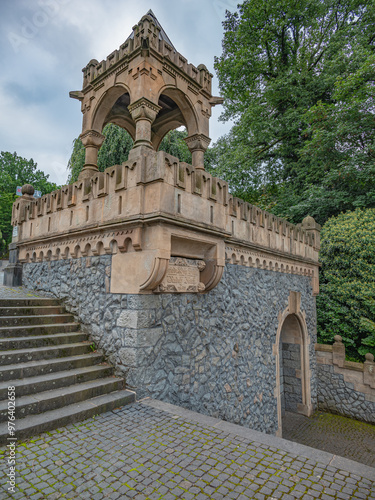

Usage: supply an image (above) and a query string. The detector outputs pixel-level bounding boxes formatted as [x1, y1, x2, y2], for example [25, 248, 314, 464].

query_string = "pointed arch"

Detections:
[274, 291, 313, 437]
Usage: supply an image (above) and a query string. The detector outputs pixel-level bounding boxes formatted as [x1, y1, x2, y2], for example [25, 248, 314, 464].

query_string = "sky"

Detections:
[0, 0, 237, 186]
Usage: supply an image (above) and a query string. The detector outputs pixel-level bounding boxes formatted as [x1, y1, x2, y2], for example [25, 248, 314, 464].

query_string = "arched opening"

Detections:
[279, 315, 303, 418]
[152, 88, 199, 150]
[102, 92, 135, 139]
[92, 86, 133, 136]
[91, 88, 198, 157]
[275, 303, 312, 437]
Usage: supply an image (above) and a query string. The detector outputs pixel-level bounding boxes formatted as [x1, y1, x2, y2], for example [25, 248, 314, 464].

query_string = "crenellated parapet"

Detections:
[12, 147, 320, 295]
[70, 10, 222, 178]
[80, 15, 213, 96]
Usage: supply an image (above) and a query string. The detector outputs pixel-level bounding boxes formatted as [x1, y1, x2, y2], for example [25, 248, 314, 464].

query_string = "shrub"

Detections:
[317, 208, 375, 360]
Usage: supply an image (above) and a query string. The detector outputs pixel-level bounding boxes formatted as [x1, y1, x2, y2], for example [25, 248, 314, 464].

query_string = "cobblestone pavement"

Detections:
[0, 284, 47, 299]
[1, 400, 374, 500]
[282, 411, 375, 468]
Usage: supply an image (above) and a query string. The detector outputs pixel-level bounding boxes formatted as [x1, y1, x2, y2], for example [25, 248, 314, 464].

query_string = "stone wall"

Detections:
[281, 343, 302, 413]
[23, 257, 317, 435]
[316, 339, 375, 424]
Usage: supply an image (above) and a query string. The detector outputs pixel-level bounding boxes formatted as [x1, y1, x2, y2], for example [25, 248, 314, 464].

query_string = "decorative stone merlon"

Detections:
[301, 216, 321, 251]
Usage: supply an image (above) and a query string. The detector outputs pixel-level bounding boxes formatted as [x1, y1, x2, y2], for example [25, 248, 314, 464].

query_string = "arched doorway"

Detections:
[275, 292, 312, 437]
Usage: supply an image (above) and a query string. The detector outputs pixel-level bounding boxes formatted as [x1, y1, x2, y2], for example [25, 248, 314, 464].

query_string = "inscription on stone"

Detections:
[157, 257, 205, 293]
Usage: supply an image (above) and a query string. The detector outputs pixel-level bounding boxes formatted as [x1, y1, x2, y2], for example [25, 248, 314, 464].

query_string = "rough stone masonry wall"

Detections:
[281, 343, 302, 413]
[23, 257, 317, 435]
[317, 362, 375, 424]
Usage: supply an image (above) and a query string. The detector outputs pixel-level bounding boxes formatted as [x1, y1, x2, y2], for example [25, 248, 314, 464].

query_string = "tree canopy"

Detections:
[67, 123, 134, 184]
[211, 0, 375, 225]
[0, 152, 57, 254]
[317, 208, 375, 360]
[67, 125, 193, 184]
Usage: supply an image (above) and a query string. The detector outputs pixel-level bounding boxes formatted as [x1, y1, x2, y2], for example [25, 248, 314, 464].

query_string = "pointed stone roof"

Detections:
[126, 9, 176, 51]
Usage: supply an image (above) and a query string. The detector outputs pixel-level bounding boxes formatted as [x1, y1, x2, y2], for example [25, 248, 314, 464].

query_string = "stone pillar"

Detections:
[184, 134, 211, 170]
[3, 184, 36, 286]
[3, 244, 22, 287]
[364, 353, 375, 389]
[332, 335, 345, 368]
[128, 98, 161, 149]
[79, 130, 105, 180]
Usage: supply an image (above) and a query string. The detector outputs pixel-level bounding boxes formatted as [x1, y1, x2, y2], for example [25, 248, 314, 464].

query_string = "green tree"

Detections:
[317, 208, 375, 360]
[0, 152, 57, 249]
[67, 124, 134, 183]
[212, 0, 375, 224]
[291, 51, 375, 224]
[67, 125, 194, 183]
[159, 128, 192, 163]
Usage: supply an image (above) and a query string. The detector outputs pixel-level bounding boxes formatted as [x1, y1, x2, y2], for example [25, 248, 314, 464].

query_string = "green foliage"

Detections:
[67, 124, 134, 183]
[159, 129, 192, 163]
[67, 125, 194, 183]
[317, 209, 375, 360]
[212, 0, 375, 225]
[0, 152, 57, 253]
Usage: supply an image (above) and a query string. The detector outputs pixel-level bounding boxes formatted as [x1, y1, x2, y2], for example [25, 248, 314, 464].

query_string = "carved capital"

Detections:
[184, 134, 211, 153]
[128, 98, 161, 123]
[80, 130, 105, 148]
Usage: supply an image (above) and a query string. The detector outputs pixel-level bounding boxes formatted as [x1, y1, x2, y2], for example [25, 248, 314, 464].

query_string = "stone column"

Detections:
[128, 98, 161, 149]
[184, 134, 211, 170]
[3, 185, 34, 286]
[3, 244, 22, 286]
[79, 130, 105, 180]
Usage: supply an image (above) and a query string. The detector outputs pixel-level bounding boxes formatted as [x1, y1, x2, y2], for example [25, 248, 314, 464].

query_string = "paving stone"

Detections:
[0, 401, 374, 499]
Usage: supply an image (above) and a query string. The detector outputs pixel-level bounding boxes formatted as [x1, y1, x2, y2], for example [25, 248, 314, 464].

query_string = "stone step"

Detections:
[0, 342, 94, 365]
[0, 313, 75, 327]
[0, 306, 66, 317]
[0, 364, 114, 399]
[0, 322, 80, 338]
[0, 353, 104, 382]
[0, 389, 135, 445]
[0, 298, 60, 308]
[0, 377, 125, 422]
[0, 297, 133, 443]
[0, 332, 88, 350]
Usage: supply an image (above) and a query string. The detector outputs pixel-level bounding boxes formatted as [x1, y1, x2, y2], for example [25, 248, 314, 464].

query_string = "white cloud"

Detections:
[1, 0, 234, 186]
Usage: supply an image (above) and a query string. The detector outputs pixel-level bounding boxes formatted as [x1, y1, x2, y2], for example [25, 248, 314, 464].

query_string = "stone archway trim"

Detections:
[273, 291, 313, 437]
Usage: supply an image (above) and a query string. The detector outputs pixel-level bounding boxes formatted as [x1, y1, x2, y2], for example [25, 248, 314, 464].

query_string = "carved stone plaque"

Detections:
[156, 257, 206, 293]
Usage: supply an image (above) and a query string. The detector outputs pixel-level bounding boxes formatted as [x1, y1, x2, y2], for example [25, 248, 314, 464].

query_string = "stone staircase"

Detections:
[0, 297, 135, 444]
